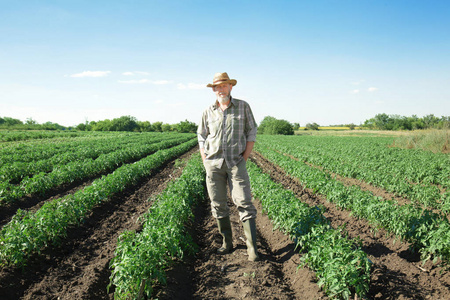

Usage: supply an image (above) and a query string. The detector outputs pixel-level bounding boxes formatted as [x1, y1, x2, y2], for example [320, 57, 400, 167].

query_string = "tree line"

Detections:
[2, 113, 448, 134]
[0, 116, 197, 133]
[362, 113, 449, 130]
[258, 113, 449, 135]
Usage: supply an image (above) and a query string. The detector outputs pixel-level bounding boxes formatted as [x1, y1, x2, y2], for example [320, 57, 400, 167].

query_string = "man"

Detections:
[197, 72, 259, 261]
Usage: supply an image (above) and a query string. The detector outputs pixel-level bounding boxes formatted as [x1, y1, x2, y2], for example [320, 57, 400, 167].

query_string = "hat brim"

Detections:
[206, 79, 237, 88]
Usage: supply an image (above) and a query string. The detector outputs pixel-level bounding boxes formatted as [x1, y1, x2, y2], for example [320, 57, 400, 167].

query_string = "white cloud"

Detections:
[177, 83, 205, 90]
[118, 79, 171, 84]
[122, 71, 150, 76]
[70, 71, 111, 78]
[350, 89, 360, 94]
[368, 87, 378, 92]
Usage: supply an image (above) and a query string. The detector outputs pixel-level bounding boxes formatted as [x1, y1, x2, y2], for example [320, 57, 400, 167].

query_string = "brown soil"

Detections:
[1, 147, 450, 300]
[155, 189, 326, 300]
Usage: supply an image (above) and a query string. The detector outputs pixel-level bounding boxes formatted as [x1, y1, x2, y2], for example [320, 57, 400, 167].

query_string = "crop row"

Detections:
[0, 139, 197, 267]
[255, 143, 450, 264]
[0, 130, 92, 143]
[257, 135, 450, 211]
[247, 160, 371, 299]
[0, 132, 190, 166]
[0, 135, 194, 205]
[109, 153, 205, 299]
[0, 134, 188, 183]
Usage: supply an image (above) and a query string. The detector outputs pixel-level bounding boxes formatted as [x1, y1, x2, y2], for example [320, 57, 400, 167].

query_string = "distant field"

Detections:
[298, 126, 358, 130]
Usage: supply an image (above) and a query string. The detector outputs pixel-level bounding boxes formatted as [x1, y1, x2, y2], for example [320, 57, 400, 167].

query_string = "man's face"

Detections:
[213, 83, 232, 103]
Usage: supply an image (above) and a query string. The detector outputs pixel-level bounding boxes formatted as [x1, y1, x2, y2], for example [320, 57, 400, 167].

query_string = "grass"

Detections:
[292, 128, 450, 154]
[392, 129, 450, 154]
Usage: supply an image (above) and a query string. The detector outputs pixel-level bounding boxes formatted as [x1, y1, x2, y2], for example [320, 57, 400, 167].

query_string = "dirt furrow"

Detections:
[0, 147, 197, 300]
[156, 176, 326, 299]
[251, 151, 450, 299]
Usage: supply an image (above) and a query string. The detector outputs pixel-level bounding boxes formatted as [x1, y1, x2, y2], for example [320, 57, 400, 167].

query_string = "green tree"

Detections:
[92, 119, 113, 131]
[151, 121, 163, 132]
[258, 116, 294, 135]
[175, 119, 197, 133]
[137, 121, 152, 132]
[111, 116, 138, 131]
[161, 123, 172, 132]
[25, 118, 37, 125]
[306, 122, 320, 130]
[2, 117, 23, 126]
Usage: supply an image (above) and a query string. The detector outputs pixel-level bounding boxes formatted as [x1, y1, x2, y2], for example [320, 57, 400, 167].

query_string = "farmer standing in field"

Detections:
[197, 72, 260, 261]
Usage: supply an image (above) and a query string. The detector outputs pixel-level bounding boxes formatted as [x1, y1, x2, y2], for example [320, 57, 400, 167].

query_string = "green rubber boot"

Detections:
[243, 218, 260, 261]
[216, 216, 233, 254]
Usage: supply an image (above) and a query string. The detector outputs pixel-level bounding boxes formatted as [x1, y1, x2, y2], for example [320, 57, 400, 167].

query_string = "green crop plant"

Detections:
[254, 141, 450, 264]
[0, 139, 197, 267]
[109, 154, 205, 299]
[247, 161, 371, 299]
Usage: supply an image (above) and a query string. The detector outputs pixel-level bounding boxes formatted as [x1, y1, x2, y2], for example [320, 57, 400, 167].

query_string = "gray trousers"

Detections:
[204, 159, 257, 222]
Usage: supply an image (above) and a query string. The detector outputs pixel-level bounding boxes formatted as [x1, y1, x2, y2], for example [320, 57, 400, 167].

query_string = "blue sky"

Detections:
[1, 0, 449, 127]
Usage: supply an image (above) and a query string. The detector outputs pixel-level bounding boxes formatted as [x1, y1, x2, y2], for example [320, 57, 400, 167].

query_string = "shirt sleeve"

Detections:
[197, 110, 208, 149]
[244, 102, 257, 142]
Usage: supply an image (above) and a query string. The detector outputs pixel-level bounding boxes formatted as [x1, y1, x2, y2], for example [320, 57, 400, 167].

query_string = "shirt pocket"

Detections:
[207, 117, 221, 137]
[229, 114, 244, 134]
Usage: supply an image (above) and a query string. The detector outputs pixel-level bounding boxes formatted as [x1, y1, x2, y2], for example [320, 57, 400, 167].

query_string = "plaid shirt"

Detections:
[197, 97, 257, 168]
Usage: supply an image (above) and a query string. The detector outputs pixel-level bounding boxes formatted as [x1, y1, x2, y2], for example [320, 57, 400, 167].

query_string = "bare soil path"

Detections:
[155, 185, 326, 300]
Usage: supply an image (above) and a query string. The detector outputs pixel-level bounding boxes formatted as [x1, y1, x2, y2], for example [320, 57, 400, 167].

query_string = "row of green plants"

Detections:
[247, 160, 371, 299]
[0, 133, 177, 182]
[0, 132, 192, 166]
[255, 143, 450, 264]
[0, 129, 90, 143]
[257, 135, 450, 211]
[109, 154, 205, 299]
[0, 139, 197, 267]
[0, 136, 194, 205]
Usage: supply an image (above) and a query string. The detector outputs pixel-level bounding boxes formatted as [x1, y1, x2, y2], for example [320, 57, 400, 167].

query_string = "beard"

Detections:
[217, 94, 231, 104]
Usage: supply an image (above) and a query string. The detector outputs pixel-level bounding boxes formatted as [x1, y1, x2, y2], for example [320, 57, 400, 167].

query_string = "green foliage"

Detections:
[151, 121, 163, 132]
[0, 117, 23, 126]
[306, 122, 320, 130]
[0, 138, 198, 267]
[175, 119, 197, 133]
[109, 154, 205, 299]
[1, 115, 199, 133]
[91, 116, 139, 131]
[247, 160, 371, 299]
[258, 116, 294, 135]
[0, 133, 195, 205]
[256, 135, 450, 264]
[363, 113, 450, 130]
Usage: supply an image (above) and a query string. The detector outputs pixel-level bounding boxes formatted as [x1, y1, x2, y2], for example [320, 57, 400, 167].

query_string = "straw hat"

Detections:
[206, 72, 237, 87]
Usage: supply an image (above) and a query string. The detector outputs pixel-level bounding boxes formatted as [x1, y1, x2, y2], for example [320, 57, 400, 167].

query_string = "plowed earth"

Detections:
[1, 148, 449, 299]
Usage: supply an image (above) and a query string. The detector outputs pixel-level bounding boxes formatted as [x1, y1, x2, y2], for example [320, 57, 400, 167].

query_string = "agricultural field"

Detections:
[0, 130, 449, 299]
